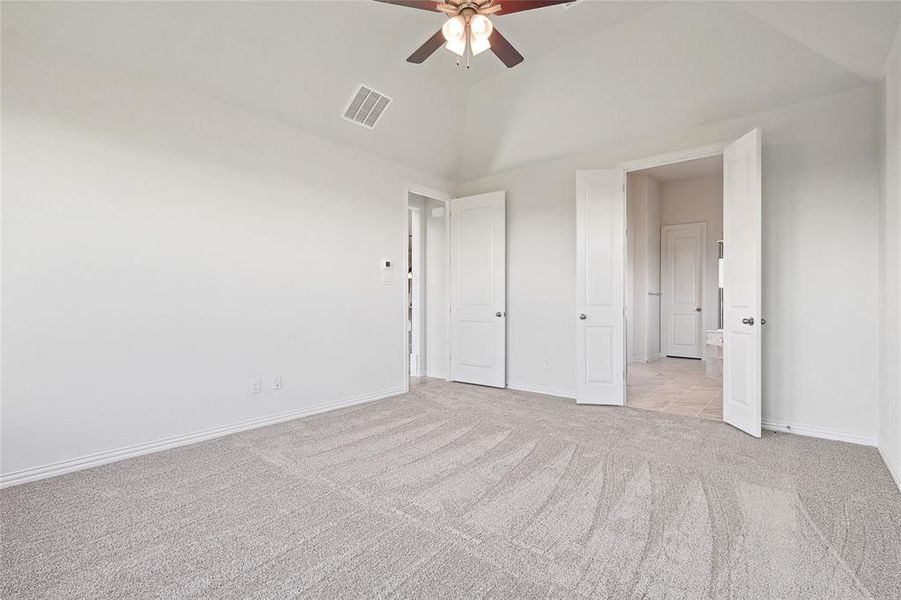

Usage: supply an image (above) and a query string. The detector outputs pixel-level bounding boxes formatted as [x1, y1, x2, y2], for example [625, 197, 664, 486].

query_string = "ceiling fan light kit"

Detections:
[374, 0, 572, 69]
[441, 12, 494, 66]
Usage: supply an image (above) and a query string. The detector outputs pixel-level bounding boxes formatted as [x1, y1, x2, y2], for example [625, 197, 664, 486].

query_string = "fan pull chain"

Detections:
[465, 23, 472, 69]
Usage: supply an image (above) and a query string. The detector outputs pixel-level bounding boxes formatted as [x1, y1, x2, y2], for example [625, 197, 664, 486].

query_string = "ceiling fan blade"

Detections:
[407, 29, 446, 63]
[489, 27, 524, 68]
[372, 0, 442, 12]
[495, 0, 571, 15]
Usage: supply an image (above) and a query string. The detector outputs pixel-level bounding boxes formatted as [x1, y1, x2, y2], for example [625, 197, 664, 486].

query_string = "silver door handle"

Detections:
[578, 313, 587, 320]
[741, 317, 755, 325]
[695, 307, 702, 312]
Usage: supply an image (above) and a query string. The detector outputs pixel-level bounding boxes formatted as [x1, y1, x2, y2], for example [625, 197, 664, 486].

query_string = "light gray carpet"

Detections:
[2, 378, 900, 599]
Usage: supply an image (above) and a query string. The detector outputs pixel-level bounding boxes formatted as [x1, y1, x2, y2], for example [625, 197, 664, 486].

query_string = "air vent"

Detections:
[342, 84, 393, 130]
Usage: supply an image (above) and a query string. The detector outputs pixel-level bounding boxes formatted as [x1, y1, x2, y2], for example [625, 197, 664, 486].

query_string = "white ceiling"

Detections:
[3, 1, 900, 181]
[636, 155, 723, 184]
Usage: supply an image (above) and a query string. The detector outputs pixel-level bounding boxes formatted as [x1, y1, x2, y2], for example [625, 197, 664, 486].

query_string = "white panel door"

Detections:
[662, 222, 706, 359]
[723, 129, 762, 437]
[449, 191, 506, 388]
[576, 170, 625, 405]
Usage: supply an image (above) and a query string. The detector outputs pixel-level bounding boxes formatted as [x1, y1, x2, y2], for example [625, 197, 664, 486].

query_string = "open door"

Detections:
[722, 129, 762, 437]
[449, 191, 506, 388]
[576, 170, 626, 405]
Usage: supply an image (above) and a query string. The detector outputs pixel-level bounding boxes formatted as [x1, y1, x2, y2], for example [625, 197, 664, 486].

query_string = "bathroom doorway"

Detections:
[625, 155, 724, 421]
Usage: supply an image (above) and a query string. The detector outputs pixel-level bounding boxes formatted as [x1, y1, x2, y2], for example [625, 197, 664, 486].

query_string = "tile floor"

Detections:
[627, 357, 723, 421]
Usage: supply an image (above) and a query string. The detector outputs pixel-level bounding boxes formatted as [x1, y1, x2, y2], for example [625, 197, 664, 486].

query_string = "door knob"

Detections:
[741, 317, 755, 325]
[495, 311, 504, 318]
[695, 307, 702, 312]
[578, 313, 587, 320]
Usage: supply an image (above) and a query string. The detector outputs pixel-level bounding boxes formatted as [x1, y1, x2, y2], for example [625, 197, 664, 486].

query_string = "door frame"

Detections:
[617, 142, 727, 392]
[618, 142, 727, 173]
[403, 183, 453, 393]
[660, 221, 707, 359]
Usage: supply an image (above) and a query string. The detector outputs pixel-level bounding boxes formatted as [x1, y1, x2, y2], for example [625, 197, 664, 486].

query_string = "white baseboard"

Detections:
[0, 386, 405, 489]
[425, 369, 447, 379]
[878, 445, 901, 492]
[507, 381, 576, 400]
[761, 419, 877, 447]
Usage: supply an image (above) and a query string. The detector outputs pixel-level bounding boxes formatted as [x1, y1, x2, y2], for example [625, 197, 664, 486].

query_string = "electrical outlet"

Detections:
[272, 375, 282, 391]
[251, 377, 262, 394]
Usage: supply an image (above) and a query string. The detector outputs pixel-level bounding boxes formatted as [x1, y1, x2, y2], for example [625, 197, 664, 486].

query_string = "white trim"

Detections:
[403, 187, 411, 393]
[617, 142, 727, 173]
[406, 183, 452, 204]
[878, 445, 901, 492]
[404, 183, 453, 392]
[507, 381, 577, 400]
[0, 386, 404, 489]
[426, 369, 448, 379]
[409, 205, 425, 377]
[761, 419, 877, 447]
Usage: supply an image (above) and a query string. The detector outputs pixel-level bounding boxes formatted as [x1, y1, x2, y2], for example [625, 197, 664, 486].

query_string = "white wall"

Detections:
[626, 173, 661, 363]
[880, 23, 901, 488]
[0, 44, 452, 479]
[660, 173, 723, 334]
[459, 85, 882, 442]
[424, 199, 448, 379]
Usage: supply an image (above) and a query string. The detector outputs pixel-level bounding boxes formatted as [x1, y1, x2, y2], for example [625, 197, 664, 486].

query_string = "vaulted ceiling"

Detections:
[3, 1, 900, 181]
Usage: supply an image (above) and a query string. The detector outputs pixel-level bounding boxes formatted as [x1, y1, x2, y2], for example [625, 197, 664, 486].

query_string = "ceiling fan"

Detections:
[373, 1, 572, 68]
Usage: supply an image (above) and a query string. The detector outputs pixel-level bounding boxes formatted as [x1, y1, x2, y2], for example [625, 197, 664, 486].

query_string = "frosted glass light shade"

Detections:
[470, 35, 491, 55]
[445, 37, 466, 56]
[441, 16, 465, 42]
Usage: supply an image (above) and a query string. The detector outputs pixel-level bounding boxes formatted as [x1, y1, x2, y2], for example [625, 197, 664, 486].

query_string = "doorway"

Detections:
[575, 129, 762, 437]
[403, 186, 508, 392]
[405, 188, 450, 389]
[624, 155, 724, 421]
